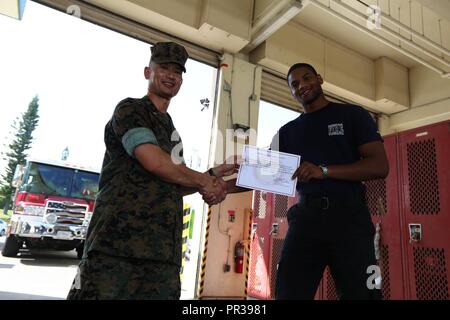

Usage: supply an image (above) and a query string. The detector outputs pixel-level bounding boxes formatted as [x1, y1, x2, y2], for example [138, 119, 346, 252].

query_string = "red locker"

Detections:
[320, 267, 338, 300]
[319, 135, 403, 300]
[248, 190, 273, 299]
[399, 120, 450, 300]
[297, 134, 407, 300]
[248, 120, 450, 300]
[267, 193, 296, 299]
[248, 191, 297, 299]
[366, 134, 405, 299]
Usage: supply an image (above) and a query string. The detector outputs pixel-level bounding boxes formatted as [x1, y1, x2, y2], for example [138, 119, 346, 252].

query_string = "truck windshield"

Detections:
[19, 162, 100, 201]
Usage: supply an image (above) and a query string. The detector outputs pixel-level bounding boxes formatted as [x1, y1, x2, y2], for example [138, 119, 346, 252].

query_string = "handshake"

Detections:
[199, 157, 241, 206]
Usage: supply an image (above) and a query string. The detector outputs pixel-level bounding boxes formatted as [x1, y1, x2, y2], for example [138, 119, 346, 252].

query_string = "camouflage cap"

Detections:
[150, 42, 189, 73]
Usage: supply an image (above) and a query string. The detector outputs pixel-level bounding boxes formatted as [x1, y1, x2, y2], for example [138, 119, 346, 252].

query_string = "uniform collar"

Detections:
[141, 95, 159, 113]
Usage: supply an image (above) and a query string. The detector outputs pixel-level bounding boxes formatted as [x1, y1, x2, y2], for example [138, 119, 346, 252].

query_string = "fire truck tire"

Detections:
[2, 236, 21, 257]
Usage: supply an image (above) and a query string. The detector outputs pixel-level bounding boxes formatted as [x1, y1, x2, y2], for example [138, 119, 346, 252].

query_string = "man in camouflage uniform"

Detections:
[67, 42, 235, 300]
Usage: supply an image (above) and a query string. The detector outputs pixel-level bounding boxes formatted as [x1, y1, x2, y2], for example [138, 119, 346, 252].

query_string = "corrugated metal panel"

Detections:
[261, 69, 378, 119]
[260, 71, 301, 112]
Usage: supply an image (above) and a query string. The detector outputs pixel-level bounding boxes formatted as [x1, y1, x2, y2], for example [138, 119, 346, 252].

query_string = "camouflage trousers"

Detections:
[67, 251, 181, 300]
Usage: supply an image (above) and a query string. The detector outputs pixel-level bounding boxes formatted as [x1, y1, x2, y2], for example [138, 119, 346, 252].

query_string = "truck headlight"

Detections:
[22, 205, 45, 216]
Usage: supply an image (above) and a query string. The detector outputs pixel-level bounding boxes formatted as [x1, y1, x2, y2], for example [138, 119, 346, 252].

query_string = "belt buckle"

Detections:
[321, 196, 329, 210]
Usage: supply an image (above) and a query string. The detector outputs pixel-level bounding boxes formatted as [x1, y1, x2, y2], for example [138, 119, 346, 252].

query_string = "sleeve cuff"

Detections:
[122, 127, 158, 158]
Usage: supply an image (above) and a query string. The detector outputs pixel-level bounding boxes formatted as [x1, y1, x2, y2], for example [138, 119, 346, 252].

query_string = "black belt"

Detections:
[299, 194, 364, 210]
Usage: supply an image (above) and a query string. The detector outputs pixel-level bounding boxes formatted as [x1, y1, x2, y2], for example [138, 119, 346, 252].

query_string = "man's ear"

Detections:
[317, 74, 324, 85]
[144, 66, 151, 80]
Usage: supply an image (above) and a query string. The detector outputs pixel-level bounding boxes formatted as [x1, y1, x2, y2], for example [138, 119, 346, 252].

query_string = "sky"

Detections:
[0, 1, 299, 176]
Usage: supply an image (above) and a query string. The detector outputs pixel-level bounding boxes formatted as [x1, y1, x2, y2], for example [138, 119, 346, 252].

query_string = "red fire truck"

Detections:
[2, 159, 100, 259]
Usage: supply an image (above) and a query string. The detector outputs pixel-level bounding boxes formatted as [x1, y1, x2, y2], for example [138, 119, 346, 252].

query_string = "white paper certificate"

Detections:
[236, 145, 301, 197]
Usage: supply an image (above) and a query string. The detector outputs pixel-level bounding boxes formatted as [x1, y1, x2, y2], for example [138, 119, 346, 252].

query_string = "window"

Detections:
[256, 100, 300, 149]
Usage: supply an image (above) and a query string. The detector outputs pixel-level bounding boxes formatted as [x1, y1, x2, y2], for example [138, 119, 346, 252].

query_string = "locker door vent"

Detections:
[413, 247, 449, 300]
[325, 267, 338, 300]
[248, 234, 263, 296]
[270, 238, 284, 299]
[274, 194, 288, 218]
[365, 179, 387, 216]
[254, 191, 267, 219]
[380, 245, 391, 300]
[406, 139, 440, 214]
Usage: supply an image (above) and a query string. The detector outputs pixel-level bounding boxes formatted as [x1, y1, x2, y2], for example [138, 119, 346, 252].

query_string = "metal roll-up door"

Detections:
[260, 71, 301, 112]
[260, 69, 379, 120]
[33, 0, 220, 67]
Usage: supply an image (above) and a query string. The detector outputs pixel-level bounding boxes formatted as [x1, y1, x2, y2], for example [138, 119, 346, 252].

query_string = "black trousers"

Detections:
[275, 196, 382, 300]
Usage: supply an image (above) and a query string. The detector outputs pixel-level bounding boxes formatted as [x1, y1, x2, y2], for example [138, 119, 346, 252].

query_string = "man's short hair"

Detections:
[287, 63, 318, 82]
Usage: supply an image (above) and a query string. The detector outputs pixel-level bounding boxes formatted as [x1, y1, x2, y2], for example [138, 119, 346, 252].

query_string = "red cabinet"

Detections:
[399, 121, 450, 300]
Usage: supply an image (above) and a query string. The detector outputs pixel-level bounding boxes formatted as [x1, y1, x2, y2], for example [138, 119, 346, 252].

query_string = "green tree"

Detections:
[0, 96, 40, 213]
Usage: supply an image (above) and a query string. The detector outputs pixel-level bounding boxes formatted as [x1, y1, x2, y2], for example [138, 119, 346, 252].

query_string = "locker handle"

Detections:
[251, 223, 257, 240]
[408, 223, 422, 243]
[269, 223, 279, 236]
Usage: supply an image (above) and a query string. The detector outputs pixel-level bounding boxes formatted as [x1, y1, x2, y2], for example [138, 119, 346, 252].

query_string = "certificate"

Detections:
[236, 145, 301, 197]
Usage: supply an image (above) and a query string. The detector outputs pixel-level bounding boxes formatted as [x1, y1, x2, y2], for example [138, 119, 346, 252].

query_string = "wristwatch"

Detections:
[207, 168, 215, 177]
[319, 165, 328, 179]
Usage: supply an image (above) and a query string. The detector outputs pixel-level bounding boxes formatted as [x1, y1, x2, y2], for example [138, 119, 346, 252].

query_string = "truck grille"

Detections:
[46, 200, 88, 225]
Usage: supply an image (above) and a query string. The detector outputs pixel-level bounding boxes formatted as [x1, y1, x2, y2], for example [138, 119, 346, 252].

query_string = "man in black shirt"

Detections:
[272, 63, 389, 299]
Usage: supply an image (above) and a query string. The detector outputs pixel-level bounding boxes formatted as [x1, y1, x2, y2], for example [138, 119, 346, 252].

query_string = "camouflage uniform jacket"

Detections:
[84, 95, 184, 266]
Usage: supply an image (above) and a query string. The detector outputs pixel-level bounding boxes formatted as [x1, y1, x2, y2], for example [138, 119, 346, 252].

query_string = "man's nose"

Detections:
[297, 80, 309, 91]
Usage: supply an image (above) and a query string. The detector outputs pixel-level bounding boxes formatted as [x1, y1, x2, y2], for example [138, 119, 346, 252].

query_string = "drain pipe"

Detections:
[309, 0, 450, 79]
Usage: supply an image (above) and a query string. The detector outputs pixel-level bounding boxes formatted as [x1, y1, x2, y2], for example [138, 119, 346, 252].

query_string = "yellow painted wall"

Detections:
[325, 40, 375, 102]
[0, 0, 20, 19]
[88, 0, 252, 52]
[374, 57, 409, 114]
[251, 22, 325, 75]
[410, 65, 450, 108]
[250, 22, 379, 111]
[200, 0, 253, 41]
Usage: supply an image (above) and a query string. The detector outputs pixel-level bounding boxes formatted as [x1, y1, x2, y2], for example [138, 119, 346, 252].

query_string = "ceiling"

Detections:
[25, 0, 450, 78]
[290, 0, 450, 72]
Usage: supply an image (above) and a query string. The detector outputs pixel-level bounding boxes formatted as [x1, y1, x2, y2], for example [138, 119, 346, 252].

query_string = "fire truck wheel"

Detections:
[1, 235, 21, 257]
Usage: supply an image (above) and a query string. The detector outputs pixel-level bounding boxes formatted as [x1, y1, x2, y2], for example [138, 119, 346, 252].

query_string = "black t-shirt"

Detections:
[271, 102, 382, 196]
